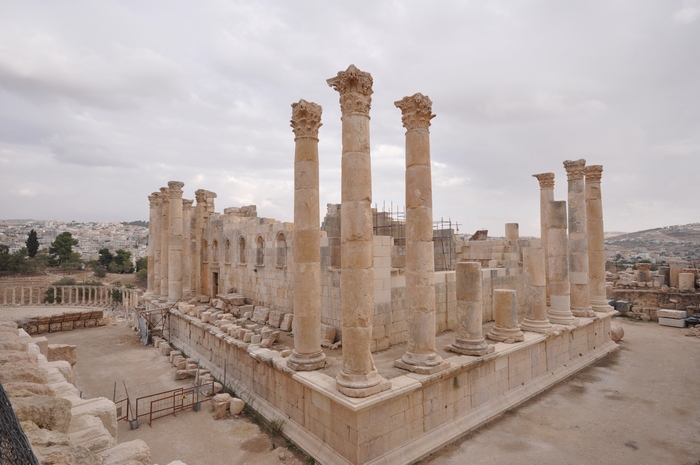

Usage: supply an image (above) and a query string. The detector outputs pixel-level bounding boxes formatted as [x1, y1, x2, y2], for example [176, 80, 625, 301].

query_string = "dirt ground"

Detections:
[42, 321, 308, 465]
[24, 314, 700, 465]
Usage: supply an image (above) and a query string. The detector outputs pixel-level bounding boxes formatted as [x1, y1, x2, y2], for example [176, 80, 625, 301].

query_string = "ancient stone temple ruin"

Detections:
[143, 65, 618, 465]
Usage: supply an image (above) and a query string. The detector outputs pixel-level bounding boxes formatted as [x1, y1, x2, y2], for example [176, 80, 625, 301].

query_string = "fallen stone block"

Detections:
[659, 317, 686, 328]
[11, 395, 72, 433]
[70, 397, 118, 439]
[99, 439, 151, 465]
[0, 362, 49, 385]
[230, 398, 245, 415]
[211, 393, 231, 420]
[658, 309, 687, 319]
[252, 307, 270, 324]
[35, 444, 103, 465]
[46, 360, 75, 385]
[268, 310, 286, 328]
[320, 324, 337, 348]
[280, 313, 294, 332]
[69, 415, 117, 453]
[48, 344, 77, 366]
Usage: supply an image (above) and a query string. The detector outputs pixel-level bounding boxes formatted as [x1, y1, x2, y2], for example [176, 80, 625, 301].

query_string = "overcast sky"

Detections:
[1, 1, 698, 236]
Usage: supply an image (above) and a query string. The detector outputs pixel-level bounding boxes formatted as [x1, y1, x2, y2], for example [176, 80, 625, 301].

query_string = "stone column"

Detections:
[547, 200, 577, 325]
[584, 165, 613, 312]
[167, 181, 185, 303]
[505, 223, 519, 243]
[194, 190, 206, 299]
[146, 193, 158, 296]
[152, 192, 163, 296]
[288, 99, 326, 372]
[520, 246, 554, 333]
[533, 172, 555, 306]
[394, 93, 448, 374]
[447, 261, 494, 356]
[486, 289, 524, 343]
[327, 64, 389, 397]
[563, 159, 595, 317]
[182, 199, 194, 299]
[159, 186, 170, 298]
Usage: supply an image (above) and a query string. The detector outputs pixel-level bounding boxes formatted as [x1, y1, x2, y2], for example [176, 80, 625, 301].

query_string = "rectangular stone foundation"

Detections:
[168, 311, 617, 465]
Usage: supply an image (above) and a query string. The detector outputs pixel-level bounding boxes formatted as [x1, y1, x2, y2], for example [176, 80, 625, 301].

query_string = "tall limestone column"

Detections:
[159, 186, 170, 298]
[182, 199, 194, 299]
[547, 201, 577, 325]
[447, 261, 494, 356]
[394, 93, 448, 374]
[146, 193, 158, 296]
[585, 165, 613, 312]
[194, 190, 207, 299]
[533, 172, 555, 306]
[563, 159, 595, 317]
[327, 64, 390, 397]
[194, 190, 216, 300]
[167, 181, 185, 303]
[287, 99, 326, 371]
[152, 192, 163, 296]
[520, 246, 554, 333]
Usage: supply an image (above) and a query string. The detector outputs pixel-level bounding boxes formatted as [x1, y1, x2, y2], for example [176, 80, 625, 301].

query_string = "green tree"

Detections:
[49, 232, 79, 267]
[98, 248, 114, 268]
[135, 256, 148, 286]
[113, 249, 134, 273]
[26, 229, 39, 258]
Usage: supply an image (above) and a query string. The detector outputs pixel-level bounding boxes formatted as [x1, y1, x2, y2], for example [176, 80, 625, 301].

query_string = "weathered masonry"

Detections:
[144, 65, 618, 465]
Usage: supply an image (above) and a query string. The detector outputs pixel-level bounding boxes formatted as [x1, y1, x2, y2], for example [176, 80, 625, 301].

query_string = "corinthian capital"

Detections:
[584, 165, 603, 183]
[327, 64, 373, 115]
[290, 99, 323, 139]
[532, 172, 555, 189]
[563, 159, 586, 181]
[148, 193, 159, 206]
[167, 181, 185, 199]
[395, 93, 435, 131]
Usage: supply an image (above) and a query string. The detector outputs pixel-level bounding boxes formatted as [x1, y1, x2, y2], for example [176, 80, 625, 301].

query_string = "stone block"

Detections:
[268, 310, 286, 328]
[658, 309, 687, 319]
[69, 415, 117, 453]
[32, 336, 49, 357]
[48, 344, 77, 366]
[99, 439, 151, 465]
[659, 317, 686, 328]
[70, 397, 118, 439]
[280, 313, 294, 332]
[230, 398, 245, 415]
[11, 395, 72, 433]
[252, 307, 270, 324]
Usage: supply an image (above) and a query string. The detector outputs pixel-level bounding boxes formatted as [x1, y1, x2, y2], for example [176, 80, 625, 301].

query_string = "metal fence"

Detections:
[0, 382, 40, 465]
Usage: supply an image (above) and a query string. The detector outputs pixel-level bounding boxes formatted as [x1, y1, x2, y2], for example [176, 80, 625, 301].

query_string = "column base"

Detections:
[287, 350, 326, 371]
[394, 352, 450, 374]
[336, 370, 391, 398]
[486, 325, 524, 343]
[571, 306, 596, 318]
[520, 318, 555, 333]
[446, 339, 495, 357]
[548, 309, 577, 325]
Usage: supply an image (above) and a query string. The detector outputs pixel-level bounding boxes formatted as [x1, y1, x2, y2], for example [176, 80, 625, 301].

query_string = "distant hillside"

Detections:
[605, 223, 700, 264]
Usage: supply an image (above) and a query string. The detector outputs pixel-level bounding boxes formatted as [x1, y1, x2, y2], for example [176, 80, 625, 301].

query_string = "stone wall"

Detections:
[16, 310, 106, 335]
[167, 309, 617, 465]
[607, 288, 700, 321]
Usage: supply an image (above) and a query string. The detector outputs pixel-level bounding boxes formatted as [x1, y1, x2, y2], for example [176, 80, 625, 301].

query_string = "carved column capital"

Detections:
[532, 172, 555, 189]
[584, 165, 603, 183]
[148, 193, 159, 206]
[327, 64, 373, 115]
[183, 199, 194, 207]
[290, 99, 323, 139]
[563, 159, 586, 181]
[395, 93, 435, 131]
[168, 181, 185, 199]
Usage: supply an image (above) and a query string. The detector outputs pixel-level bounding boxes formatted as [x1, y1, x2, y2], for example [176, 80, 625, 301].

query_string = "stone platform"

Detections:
[168, 310, 617, 465]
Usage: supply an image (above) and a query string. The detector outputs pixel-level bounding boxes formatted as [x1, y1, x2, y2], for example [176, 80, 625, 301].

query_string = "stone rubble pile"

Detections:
[0, 321, 153, 465]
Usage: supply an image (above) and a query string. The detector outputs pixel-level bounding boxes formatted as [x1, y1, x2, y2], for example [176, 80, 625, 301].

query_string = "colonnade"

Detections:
[0, 285, 139, 308]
